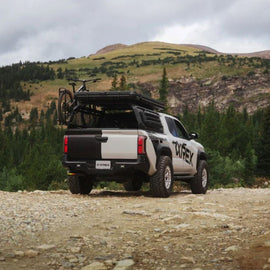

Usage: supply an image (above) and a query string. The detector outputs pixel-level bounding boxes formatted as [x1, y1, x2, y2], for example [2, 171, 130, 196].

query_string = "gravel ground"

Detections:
[0, 188, 270, 270]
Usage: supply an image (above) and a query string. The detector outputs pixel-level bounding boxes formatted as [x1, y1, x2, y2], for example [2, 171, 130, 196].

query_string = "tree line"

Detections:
[0, 62, 55, 101]
[179, 104, 270, 187]
[0, 101, 269, 191]
[0, 103, 66, 191]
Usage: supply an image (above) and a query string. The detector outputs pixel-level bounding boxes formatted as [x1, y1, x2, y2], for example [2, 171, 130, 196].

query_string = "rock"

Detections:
[25, 249, 39, 257]
[66, 254, 78, 263]
[81, 261, 107, 270]
[100, 240, 107, 246]
[180, 256, 195, 264]
[104, 260, 114, 267]
[69, 246, 82, 253]
[225, 245, 239, 252]
[162, 215, 182, 222]
[122, 210, 151, 217]
[6, 253, 16, 258]
[14, 250, 25, 257]
[69, 257, 79, 263]
[61, 261, 73, 268]
[263, 265, 270, 270]
[113, 259, 135, 270]
[78, 255, 87, 264]
[173, 223, 190, 229]
[264, 241, 270, 247]
[37, 244, 56, 250]
[0, 257, 5, 261]
[192, 211, 230, 220]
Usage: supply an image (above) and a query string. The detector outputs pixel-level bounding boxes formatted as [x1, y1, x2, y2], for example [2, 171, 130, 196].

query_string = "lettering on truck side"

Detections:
[172, 141, 194, 167]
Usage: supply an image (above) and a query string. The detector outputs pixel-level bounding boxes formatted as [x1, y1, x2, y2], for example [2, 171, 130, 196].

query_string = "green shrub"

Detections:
[0, 167, 24, 192]
[207, 150, 245, 187]
[48, 179, 68, 190]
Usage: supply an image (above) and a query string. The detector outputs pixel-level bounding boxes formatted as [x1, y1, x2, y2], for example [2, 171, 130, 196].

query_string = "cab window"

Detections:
[166, 117, 188, 139]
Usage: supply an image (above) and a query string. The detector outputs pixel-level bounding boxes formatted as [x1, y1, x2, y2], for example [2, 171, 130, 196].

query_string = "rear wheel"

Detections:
[150, 156, 173, 197]
[58, 90, 73, 124]
[190, 160, 208, 194]
[68, 175, 93, 195]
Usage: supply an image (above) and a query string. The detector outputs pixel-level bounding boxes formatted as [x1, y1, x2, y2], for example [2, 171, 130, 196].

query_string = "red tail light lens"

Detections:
[64, 136, 68, 154]
[138, 136, 146, 154]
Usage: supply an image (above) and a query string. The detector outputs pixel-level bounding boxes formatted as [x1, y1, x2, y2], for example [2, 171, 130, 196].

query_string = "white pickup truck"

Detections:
[62, 91, 208, 197]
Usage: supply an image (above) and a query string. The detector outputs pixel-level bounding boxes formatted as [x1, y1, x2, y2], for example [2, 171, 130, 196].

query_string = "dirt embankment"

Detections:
[0, 188, 269, 270]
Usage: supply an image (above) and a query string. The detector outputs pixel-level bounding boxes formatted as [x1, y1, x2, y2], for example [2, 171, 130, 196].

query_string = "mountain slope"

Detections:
[8, 41, 270, 116]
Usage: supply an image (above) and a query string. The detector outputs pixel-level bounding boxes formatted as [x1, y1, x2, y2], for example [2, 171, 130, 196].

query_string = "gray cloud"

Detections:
[1, 0, 269, 66]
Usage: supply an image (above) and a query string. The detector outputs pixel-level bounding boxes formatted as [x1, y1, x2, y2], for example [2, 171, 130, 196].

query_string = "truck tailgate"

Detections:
[66, 130, 138, 161]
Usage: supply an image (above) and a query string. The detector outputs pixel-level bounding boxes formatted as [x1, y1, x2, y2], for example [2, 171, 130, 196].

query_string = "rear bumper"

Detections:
[62, 154, 150, 177]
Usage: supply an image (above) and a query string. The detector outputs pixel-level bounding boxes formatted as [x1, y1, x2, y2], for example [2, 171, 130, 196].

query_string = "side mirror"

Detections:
[189, 132, 199, 140]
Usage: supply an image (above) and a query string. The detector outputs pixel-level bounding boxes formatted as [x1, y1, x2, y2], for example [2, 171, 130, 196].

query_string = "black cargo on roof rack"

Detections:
[74, 91, 165, 111]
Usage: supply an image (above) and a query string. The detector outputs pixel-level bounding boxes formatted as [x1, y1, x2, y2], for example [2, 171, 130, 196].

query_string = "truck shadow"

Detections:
[88, 190, 191, 198]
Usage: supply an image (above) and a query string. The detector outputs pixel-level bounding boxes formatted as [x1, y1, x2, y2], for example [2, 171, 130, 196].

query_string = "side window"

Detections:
[166, 117, 188, 139]
[166, 117, 178, 137]
[174, 120, 188, 139]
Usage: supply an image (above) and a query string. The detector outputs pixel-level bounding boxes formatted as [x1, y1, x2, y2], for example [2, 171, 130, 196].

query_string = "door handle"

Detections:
[95, 136, 108, 143]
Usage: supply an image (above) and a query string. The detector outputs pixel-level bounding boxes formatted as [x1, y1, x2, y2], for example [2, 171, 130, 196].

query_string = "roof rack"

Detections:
[75, 91, 165, 111]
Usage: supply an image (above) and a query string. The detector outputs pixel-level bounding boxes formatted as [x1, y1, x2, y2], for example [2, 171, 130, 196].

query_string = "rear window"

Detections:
[70, 110, 138, 129]
[95, 112, 138, 129]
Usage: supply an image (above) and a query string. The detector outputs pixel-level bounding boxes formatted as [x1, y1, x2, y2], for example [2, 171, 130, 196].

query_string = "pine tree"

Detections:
[159, 68, 168, 106]
[256, 105, 270, 176]
[30, 107, 39, 126]
[57, 68, 64, 79]
[199, 102, 220, 150]
[119, 75, 127, 90]
[111, 74, 118, 90]
[243, 142, 257, 185]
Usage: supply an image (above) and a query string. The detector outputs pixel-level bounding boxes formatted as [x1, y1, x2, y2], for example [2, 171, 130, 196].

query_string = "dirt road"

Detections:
[0, 188, 269, 270]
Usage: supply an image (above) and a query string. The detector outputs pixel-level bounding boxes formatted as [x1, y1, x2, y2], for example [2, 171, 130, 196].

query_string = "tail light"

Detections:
[138, 136, 146, 154]
[64, 136, 68, 154]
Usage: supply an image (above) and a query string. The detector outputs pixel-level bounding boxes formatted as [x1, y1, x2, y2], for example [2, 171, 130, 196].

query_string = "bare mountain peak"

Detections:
[181, 44, 219, 54]
[93, 41, 270, 59]
[95, 43, 128, 55]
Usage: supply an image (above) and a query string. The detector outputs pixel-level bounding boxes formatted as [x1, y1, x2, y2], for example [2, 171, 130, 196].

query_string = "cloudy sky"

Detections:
[1, 0, 269, 66]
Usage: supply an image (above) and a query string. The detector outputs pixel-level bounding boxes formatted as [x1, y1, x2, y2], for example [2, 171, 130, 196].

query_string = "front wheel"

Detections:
[150, 156, 173, 197]
[190, 160, 208, 194]
[58, 90, 73, 124]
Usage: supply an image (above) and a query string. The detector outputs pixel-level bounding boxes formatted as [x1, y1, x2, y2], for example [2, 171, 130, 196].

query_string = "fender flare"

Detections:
[197, 150, 207, 169]
[156, 144, 172, 165]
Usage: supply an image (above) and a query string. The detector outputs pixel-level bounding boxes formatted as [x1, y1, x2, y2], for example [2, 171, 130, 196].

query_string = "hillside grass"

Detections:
[16, 41, 269, 113]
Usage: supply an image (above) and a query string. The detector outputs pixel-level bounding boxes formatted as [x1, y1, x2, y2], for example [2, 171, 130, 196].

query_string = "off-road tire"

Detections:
[123, 178, 143, 191]
[58, 90, 73, 124]
[150, 156, 173, 198]
[68, 175, 93, 195]
[190, 160, 208, 194]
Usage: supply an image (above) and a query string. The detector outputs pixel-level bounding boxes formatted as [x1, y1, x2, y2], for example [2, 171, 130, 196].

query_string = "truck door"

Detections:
[165, 117, 197, 175]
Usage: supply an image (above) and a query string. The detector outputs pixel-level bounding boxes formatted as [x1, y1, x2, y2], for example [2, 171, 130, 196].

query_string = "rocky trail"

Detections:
[0, 188, 269, 270]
